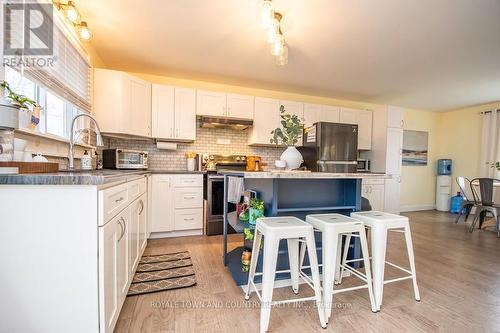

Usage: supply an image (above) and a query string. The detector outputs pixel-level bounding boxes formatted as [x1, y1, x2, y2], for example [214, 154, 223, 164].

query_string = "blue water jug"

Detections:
[450, 192, 463, 214]
[438, 159, 452, 175]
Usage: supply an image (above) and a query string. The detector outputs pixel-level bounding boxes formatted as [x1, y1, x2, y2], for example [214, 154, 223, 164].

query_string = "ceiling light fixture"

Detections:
[265, 12, 282, 44]
[53, 1, 93, 41]
[260, 0, 274, 29]
[257, 2, 288, 66]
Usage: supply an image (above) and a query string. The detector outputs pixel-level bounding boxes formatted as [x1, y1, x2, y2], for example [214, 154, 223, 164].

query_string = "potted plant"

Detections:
[0, 80, 37, 130]
[249, 198, 265, 225]
[270, 105, 304, 169]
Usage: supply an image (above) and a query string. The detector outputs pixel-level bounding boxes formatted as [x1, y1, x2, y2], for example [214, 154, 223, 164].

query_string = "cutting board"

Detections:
[0, 162, 59, 174]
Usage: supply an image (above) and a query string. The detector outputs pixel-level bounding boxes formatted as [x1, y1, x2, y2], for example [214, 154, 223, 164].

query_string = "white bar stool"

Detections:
[244, 216, 326, 333]
[303, 213, 377, 323]
[350, 211, 421, 311]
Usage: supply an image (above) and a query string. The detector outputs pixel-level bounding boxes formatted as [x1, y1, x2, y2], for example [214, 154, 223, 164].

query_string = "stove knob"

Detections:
[236, 156, 241, 161]
[241, 156, 246, 161]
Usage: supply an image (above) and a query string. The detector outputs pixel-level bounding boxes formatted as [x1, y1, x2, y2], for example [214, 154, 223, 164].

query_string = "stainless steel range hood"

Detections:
[197, 115, 253, 130]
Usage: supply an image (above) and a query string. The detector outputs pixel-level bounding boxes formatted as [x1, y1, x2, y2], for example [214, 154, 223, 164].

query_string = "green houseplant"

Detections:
[0, 80, 38, 130]
[249, 198, 265, 225]
[270, 105, 305, 169]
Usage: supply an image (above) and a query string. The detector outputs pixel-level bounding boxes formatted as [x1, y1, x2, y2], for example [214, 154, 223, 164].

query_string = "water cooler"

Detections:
[436, 159, 452, 211]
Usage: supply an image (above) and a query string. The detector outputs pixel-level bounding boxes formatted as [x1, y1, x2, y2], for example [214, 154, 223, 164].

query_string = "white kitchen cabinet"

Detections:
[151, 175, 174, 232]
[174, 88, 197, 140]
[387, 105, 405, 128]
[280, 100, 304, 119]
[226, 93, 254, 119]
[196, 90, 226, 117]
[248, 97, 281, 145]
[94, 68, 151, 138]
[322, 105, 341, 123]
[339, 107, 358, 124]
[151, 85, 196, 141]
[362, 179, 385, 211]
[116, 207, 130, 299]
[147, 175, 153, 239]
[384, 177, 401, 214]
[151, 174, 204, 235]
[386, 127, 404, 175]
[303, 104, 340, 127]
[356, 109, 373, 150]
[137, 194, 147, 253]
[98, 216, 120, 333]
[128, 199, 140, 279]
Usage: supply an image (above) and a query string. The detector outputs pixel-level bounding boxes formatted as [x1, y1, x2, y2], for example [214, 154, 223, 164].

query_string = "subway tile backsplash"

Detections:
[104, 128, 285, 170]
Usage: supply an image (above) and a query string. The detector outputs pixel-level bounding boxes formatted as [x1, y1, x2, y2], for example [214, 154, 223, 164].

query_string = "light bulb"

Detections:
[270, 33, 284, 56]
[276, 45, 288, 66]
[78, 21, 92, 41]
[64, 1, 80, 23]
[260, 0, 274, 29]
[265, 19, 278, 43]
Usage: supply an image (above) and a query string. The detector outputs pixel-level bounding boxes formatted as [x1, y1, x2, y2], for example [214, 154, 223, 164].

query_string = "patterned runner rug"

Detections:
[127, 251, 197, 296]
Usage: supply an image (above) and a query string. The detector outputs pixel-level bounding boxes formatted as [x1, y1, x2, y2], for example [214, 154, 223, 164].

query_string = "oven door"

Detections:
[207, 176, 235, 235]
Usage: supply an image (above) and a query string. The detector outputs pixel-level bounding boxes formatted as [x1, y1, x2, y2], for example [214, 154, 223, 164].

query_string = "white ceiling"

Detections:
[77, 0, 500, 111]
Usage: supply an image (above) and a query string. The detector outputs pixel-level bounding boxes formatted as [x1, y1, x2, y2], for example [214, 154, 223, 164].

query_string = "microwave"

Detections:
[357, 159, 371, 172]
[102, 149, 148, 170]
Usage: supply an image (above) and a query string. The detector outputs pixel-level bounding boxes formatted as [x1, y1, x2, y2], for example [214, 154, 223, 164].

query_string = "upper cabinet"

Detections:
[303, 104, 340, 127]
[340, 107, 373, 150]
[248, 97, 281, 146]
[197, 90, 254, 120]
[387, 106, 405, 128]
[151, 85, 196, 141]
[94, 69, 151, 138]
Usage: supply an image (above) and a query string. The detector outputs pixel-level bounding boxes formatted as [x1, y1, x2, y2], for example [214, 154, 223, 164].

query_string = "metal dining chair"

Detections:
[469, 178, 500, 237]
[455, 176, 476, 224]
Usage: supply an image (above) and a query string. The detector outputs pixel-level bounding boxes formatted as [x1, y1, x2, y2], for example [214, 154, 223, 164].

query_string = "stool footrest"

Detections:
[340, 263, 368, 282]
[385, 260, 413, 275]
[271, 296, 317, 306]
[384, 276, 413, 284]
[332, 284, 369, 294]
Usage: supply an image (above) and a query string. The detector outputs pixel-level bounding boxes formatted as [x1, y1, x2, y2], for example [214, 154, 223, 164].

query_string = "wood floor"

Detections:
[115, 211, 500, 333]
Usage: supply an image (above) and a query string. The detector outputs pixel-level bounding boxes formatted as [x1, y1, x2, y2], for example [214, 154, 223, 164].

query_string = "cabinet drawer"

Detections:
[172, 174, 203, 187]
[99, 183, 130, 225]
[174, 208, 203, 230]
[174, 188, 203, 209]
[128, 177, 147, 201]
[362, 178, 385, 185]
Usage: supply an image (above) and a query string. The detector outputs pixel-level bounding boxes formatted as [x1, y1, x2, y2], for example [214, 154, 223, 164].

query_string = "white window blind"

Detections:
[6, 2, 91, 113]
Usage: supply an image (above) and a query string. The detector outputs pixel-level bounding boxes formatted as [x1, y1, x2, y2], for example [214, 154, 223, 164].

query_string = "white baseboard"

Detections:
[400, 204, 436, 212]
[149, 229, 203, 239]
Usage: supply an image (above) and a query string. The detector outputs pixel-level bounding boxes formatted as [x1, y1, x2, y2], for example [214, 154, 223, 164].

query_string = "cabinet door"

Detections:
[151, 84, 175, 139]
[116, 207, 130, 300]
[151, 175, 174, 232]
[303, 103, 322, 128]
[384, 177, 401, 214]
[248, 97, 280, 145]
[356, 110, 373, 150]
[387, 106, 404, 128]
[369, 184, 385, 211]
[98, 219, 120, 333]
[226, 93, 254, 119]
[321, 105, 340, 123]
[129, 200, 140, 277]
[386, 127, 403, 175]
[93, 69, 124, 134]
[127, 75, 151, 137]
[339, 107, 358, 124]
[280, 100, 304, 119]
[196, 90, 226, 116]
[147, 175, 152, 238]
[138, 194, 147, 253]
[175, 88, 196, 141]
[174, 208, 203, 230]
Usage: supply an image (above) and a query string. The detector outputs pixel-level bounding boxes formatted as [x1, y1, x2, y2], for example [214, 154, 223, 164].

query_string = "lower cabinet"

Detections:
[98, 177, 148, 333]
[362, 179, 385, 211]
[151, 174, 203, 234]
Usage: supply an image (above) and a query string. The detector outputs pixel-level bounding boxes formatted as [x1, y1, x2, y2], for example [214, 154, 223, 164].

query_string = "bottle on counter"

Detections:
[94, 151, 103, 170]
[81, 150, 92, 170]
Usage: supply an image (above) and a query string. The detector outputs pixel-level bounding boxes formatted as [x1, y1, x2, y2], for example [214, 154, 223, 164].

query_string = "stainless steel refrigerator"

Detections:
[298, 122, 358, 172]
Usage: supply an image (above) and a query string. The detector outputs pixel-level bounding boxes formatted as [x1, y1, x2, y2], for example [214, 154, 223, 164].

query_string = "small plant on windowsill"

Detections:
[0, 80, 41, 130]
[492, 161, 500, 171]
[0, 80, 37, 110]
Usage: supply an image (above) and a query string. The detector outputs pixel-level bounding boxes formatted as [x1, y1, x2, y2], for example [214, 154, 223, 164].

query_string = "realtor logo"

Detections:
[3, 2, 53, 56]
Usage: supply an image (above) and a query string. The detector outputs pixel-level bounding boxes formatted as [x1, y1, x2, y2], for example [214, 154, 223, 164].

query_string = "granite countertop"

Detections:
[221, 170, 390, 179]
[0, 169, 206, 185]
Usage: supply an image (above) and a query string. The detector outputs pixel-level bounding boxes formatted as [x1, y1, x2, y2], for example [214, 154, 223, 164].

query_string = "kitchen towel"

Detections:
[228, 176, 244, 203]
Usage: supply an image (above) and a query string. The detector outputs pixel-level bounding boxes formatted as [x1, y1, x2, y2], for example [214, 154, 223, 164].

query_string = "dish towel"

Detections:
[228, 176, 244, 203]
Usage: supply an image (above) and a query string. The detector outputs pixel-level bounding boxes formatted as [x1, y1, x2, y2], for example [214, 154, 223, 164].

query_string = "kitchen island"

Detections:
[221, 171, 389, 286]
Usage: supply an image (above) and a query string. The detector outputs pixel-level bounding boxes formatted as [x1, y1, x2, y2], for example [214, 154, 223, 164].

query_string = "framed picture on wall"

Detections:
[402, 130, 428, 166]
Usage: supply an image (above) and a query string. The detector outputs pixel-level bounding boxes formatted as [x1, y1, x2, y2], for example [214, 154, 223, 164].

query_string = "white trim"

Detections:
[148, 229, 203, 239]
[400, 204, 436, 212]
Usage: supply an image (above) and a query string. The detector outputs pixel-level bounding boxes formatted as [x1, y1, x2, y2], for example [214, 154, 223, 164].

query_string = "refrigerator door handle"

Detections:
[317, 161, 358, 165]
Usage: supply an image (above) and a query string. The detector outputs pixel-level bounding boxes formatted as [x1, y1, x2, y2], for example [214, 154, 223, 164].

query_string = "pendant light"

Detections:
[260, 0, 274, 29]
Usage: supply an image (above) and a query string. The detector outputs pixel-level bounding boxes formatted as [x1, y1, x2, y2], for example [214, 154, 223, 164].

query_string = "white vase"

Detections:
[280, 146, 303, 170]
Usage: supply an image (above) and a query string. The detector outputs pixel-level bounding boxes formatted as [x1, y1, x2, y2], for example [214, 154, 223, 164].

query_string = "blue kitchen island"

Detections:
[221, 171, 388, 286]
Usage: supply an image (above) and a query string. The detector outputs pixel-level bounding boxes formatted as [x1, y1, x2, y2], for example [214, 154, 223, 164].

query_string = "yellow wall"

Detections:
[401, 110, 441, 209]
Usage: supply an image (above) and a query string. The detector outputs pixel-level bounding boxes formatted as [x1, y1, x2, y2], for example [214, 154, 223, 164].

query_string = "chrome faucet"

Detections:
[68, 113, 104, 170]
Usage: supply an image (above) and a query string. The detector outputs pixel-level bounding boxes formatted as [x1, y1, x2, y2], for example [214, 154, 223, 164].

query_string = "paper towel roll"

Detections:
[156, 141, 178, 150]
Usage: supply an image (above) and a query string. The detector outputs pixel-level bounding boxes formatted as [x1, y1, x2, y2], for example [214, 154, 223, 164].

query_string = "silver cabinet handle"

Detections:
[184, 180, 195, 183]
[139, 200, 144, 215]
[117, 217, 126, 241]
[184, 196, 195, 199]
[184, 218, 194, 221]
[115, 197, 124, 203]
